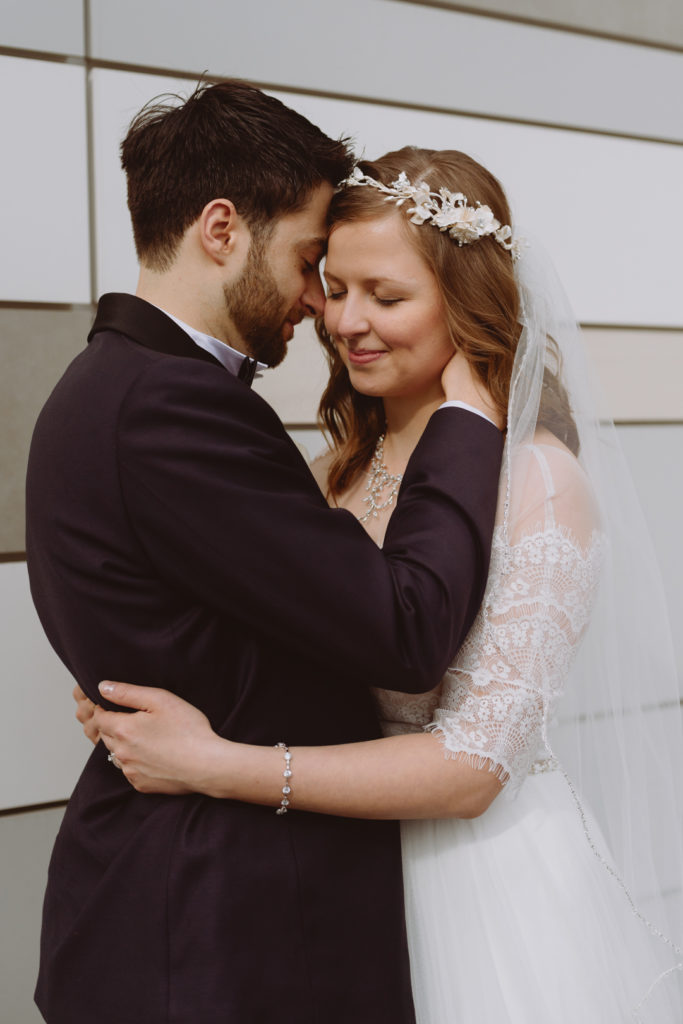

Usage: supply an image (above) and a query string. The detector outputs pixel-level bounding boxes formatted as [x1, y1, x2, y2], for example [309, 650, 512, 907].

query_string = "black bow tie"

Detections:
[237, 357, 257, 387]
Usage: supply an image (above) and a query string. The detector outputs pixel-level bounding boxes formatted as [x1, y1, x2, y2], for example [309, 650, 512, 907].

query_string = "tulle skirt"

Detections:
[401, 771, 681, 1023]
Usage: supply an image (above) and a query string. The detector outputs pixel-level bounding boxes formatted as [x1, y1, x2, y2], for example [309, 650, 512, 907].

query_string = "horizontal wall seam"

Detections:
[0, 799, 68, 819]
[1, 47, 681, 148]
[245, 77, 683, 148]
[581, 324, 683, 333]
[98, 63, 683, 148]
[1, 305, 679, 333]
[393, 0, 683, 55]
[0, 301, 95, 312]
[611, 419, 683, 426]
[0, 45, 79, 64]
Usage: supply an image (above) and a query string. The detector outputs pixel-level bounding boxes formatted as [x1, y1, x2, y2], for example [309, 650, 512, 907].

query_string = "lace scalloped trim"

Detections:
[425, 722, 514, 789]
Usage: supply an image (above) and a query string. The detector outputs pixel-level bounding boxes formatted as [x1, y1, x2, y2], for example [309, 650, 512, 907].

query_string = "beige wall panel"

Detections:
[0, 0, 84, 55]
[88, 0, 683, 142]
[0, 806, 64, 1024]
[92, 71, 683, 328]
[409, 0, 683, 50]
[0, 561, 91, 810]
[585, 329, 683, 421]
[0, 57, 90, 302]
[253, 320, 330, 425]
[0, 307, 94, 553]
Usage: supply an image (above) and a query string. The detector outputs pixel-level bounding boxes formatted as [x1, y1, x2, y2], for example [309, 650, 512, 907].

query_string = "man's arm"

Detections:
[117, 358, 503, 694]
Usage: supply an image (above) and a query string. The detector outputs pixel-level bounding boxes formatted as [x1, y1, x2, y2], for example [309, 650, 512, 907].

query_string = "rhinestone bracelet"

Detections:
[273, 742, 293, 815]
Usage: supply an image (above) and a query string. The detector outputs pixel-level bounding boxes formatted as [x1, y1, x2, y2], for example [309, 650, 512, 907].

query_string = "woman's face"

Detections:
[323, 213, 455, 401]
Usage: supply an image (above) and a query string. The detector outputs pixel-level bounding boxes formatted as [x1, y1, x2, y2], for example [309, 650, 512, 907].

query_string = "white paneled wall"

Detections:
[0, 0, 84, 55]
[87, 0, 683, 141]
[428, 0, 683, 50]
[0, 56, 90, 303]
[618, 424, 683, 686]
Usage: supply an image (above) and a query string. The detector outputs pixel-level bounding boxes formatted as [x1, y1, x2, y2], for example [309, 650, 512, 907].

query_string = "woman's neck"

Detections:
[381, 388, 445, 471]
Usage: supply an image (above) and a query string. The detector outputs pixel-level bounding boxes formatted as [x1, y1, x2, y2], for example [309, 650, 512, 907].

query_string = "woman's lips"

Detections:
[347, 350, 386, 365]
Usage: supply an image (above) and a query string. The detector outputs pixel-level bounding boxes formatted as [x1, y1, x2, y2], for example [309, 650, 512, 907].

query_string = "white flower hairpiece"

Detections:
[341, 166, 525, 261]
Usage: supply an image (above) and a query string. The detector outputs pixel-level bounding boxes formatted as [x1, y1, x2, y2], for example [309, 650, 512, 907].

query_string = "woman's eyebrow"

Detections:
[324, 271, 412, 288]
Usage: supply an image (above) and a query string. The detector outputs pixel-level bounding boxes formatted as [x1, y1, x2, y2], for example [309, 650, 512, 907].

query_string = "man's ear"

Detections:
[198, 199, 247, 264]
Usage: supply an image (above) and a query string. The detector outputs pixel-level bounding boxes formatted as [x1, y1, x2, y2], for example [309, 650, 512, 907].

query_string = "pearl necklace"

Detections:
[359, 433, 403, 523]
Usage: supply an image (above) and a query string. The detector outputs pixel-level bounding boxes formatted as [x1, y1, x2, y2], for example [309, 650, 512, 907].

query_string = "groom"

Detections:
[26, 80, 503, 1023]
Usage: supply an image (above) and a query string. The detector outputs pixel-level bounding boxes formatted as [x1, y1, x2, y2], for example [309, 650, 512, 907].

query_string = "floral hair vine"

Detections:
[341, 166, 525, 261]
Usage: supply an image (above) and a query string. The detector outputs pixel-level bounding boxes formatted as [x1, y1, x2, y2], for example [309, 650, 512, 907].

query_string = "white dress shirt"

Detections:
[440, 400, 496, 428]
[160, 308, 268, 379]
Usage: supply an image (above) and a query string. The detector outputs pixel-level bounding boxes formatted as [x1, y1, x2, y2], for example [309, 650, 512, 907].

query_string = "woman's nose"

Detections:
[336, 295, 370, 339]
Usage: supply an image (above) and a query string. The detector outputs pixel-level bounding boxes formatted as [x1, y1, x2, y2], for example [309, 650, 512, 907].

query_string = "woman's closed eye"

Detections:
[325, 290, 403, 306]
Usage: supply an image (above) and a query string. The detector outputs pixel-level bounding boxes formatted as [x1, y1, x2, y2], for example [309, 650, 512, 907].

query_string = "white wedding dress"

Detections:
[373, 441, 681, 1023]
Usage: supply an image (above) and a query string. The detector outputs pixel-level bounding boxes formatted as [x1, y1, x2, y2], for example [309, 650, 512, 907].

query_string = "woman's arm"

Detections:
[93, 682, 502, 819]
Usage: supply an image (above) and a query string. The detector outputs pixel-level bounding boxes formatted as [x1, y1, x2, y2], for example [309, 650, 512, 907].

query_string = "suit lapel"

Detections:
[88, 293, 224, 369]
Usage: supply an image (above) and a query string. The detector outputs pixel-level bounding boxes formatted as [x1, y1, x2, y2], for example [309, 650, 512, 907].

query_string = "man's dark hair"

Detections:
[121, 79, 355, 270]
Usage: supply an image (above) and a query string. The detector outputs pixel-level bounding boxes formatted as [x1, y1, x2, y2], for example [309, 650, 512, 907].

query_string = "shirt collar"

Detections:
[159, 309, 268, 379]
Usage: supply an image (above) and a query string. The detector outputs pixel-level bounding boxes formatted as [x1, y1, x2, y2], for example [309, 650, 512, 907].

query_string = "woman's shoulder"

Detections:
[309, 447, 335, 496]
[511, 430, 599, 542]
[520, 429, 587, 487]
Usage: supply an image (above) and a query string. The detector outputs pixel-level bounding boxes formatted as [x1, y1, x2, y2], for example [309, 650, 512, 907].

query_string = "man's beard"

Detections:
[223, 238, 291, 368]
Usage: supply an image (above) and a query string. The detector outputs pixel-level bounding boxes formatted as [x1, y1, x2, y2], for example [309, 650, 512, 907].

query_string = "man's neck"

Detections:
[136, 267, 247, 355]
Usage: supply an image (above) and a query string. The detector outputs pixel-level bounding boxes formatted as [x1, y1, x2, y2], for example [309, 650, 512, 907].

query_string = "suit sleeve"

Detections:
[117, 359, 503, 694]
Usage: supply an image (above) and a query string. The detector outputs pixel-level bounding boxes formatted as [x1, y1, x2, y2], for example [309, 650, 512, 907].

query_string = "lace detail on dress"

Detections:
[373, 686, 442, 736]
[423, 444, 605, 797]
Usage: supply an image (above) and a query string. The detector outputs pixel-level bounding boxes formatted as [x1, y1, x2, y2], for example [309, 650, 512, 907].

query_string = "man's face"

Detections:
[223, 183, 332, 367]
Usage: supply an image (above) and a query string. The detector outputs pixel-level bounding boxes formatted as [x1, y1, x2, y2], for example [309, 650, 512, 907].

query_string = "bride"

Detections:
[85, 147, 682, 1022]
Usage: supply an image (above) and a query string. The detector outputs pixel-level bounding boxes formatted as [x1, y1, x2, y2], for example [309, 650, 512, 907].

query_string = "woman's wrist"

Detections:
[187, 735, 237, 798]
[197, 738, 285, 807]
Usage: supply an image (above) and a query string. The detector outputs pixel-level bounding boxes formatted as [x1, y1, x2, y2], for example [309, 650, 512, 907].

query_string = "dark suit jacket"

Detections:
[26, 293, 503, 1023]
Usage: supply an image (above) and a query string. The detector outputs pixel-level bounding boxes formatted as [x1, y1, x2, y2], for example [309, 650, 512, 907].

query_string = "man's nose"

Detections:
[302, 268, 326, 317]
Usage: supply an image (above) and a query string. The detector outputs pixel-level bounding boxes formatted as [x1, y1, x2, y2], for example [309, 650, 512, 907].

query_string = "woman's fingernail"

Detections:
[99, 682, 115, 694]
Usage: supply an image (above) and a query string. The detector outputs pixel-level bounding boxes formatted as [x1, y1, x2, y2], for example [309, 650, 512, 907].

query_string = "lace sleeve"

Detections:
[427, 444, 604, 797]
